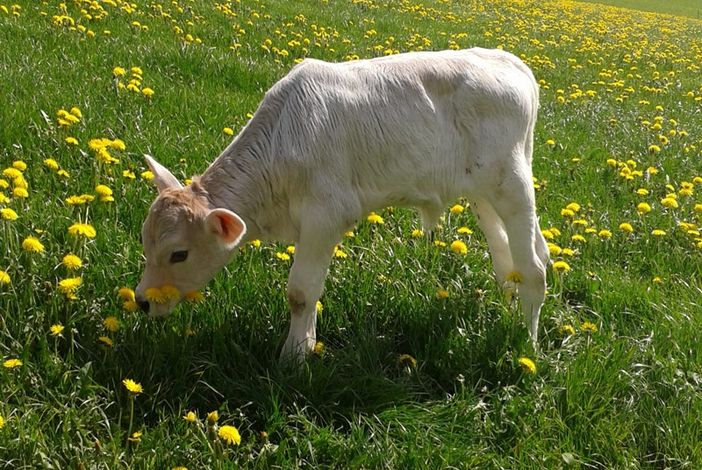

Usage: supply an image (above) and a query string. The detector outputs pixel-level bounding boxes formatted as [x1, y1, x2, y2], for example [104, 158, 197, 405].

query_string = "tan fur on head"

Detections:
[135, 162, 246, 318]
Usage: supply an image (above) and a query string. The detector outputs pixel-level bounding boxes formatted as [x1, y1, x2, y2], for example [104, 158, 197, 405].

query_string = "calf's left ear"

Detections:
[205, 208, 247, 249]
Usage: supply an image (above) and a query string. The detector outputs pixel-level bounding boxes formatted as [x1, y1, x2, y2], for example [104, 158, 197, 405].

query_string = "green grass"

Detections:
[580, 0, 702, 19]
[1, 0, 702, 467]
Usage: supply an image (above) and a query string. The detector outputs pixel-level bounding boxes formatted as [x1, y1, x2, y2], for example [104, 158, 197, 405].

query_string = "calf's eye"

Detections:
[170, 250, 188, 263]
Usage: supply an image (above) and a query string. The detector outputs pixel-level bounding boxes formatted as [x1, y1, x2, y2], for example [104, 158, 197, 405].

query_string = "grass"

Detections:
[1, 0, 702, 467]
[580, 0, 702, 19]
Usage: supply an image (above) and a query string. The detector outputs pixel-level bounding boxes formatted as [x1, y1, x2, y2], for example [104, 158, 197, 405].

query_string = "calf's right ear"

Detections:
[144, 154, 184, 193]
[205, 208, 247, 249]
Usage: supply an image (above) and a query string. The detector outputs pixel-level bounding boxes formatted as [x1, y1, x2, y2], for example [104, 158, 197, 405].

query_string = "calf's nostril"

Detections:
[137, 299, 150, 313]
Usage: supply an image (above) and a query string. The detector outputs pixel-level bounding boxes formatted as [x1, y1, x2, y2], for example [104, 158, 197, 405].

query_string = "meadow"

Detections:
[1, 0, 701, 467]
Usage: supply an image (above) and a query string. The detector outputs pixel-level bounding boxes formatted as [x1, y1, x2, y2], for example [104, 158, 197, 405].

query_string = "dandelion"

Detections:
[161, 284, 180, 301]
[103, 316, 120, 332]
[50, 324, 65, 337]
[145, 287, 166, 304]
[580, 321, 598, 333]
[398, 353, 418, 370]
[553, 260, 571, 273]
[316, 300, 323, 314]
[223, 127, 234, 136]
[3, 358, 22, 369]
[636, 202, 652, 214]
[113, 66, 126, 76]
[450, 240, 468, 255]
[619, 222, 634, 233]
[2, 168, 22, 179]
[95, 184, 113, 198]
[275, 252, 290, 261]
[571, 234, 586, 243]
[122, 378, 143, 395]
[64, 137, 79, 146]
[128, 431, 142, 443]
[561, 324, 576, 336]
[651, 229, 666, 237]
[184, 291, 204, 302]
[68, 223, 96, 238]
[286, 245, 296, 254]
[206, 410, 219, 425]
[58, 277, 82, 295]
[249, 239, 261, 248]
[22, 236, 45, 253]
[0, 415, 4, 429]
[367, 212, 384, 224]
[141, 170, 154, 181]
[518, 357, 537, 374]
[118, 287, 135, 302]
[184, 411, 197, 423]
[141, 87, 154, 97]
[450, 204, 464, 214]
[0, 270, 10, 285]
[597, 229, 612, 239]
[12, 187, 28, 198]
[661, 197, 678, 209]
[218, 425, 242, 446]
[411, 228, 424, 238]
[98, 336, 114, 347]
[1, 208, 18, 221]
[436, 288, 449, 299]
[313, 341, 325, 356]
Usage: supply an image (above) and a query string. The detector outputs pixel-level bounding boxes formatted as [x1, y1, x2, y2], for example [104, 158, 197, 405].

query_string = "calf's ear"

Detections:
[144, 154, 183, 193]
[205, 208, 247, 249]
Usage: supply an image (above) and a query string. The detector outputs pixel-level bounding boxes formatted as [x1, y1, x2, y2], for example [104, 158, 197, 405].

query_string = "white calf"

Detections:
[135, 48, 549, 360]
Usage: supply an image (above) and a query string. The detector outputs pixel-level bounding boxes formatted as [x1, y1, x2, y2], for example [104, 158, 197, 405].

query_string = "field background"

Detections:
[1, 0, 702, 468]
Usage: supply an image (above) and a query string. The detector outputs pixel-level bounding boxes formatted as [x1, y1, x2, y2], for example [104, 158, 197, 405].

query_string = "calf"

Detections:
[135, 48, 549, 360]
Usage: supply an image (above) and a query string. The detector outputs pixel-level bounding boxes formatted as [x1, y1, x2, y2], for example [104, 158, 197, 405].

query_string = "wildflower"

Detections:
[398, 353, 417, 369]
[661, 197, 678, 209]
[145, 287, 166, 304]
[518, 357, 536, 374]
[411, 228, 424, 238]
[561, 324, 576, 336]
[0, 415, 4, 429]
[367, 212, 384, 224]
[316, 300, 323, 314]
[68, 223, 96, 238]
[249, 239, 261, 248]
[161, 284, 180, 301]
[128, 431, 142, 443]
[118, 287, 135, 302]
[1, 208, 18, 221]
[636, 188, 649, 196]
[206, 410, 219, 425]
[3, 358, 22, 369]
[103, 316, 120, 332]
[565, 202, 581, 212]
[12, 188, 28, 198]
[313, 341, 325, 356]
[546, 139, 556, 146]
[122, 378, 143, 395]
[450, 204, 464, 214]
[286, 245, 296, 254]
[2, 168, 21, 179]
[651, 229, 666, 237]
[184, 411, 197, 423]
[695, 204, 702, 213]
[560, 208, 575, 217]
[541, 229, 554, 240]
[95, 184, 113, 198]
[636, 202, 652, 214]
[141, 87, 154, 97]
[58, 277, 82, 294]
[12, 160, 27, 171]
[275, 252, 290, 261]
[50, 324, 65, 336]
[0, 271, 10, 285]
[580, 321, 598, 333]
[141, 170, 154, 181]
[98, 336, 114, 347]
[450, 240, 468, 255]
[571, 234, 586, 243]
[223, 127, 234, 136]
[218, 425, 241, 446]
[113, 66, 126, 76]
[619, 222, 634, 233]
[548, 243, 562, 256]
[69, 107, 82, 118]
[457, 226, 473, 235]
[652, 276, 663, 284]
[553, 260, 571, 273]
[184, 291, 204, 302]
[22, 236, 45, 253]
[434, 240, 446, 248]
[597, 229, 612, 239]
[65, 137, 79, 146]
[123, 170, 136, 179]
[436, 289, 449, 299]
[648, 144, 661, 153]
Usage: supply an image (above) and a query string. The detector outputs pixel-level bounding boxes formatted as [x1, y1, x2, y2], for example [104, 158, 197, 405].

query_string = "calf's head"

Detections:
[135, 156, 246, 317]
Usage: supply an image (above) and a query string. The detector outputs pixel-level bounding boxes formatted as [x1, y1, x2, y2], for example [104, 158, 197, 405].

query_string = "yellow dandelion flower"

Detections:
[457, 226, 473, 235]
[95, 185, 113, 198]
[275, 252, 290, 261]
[518, 357, 536, 374]
[3, 358, 22, 369]
[619, 222, 634, 233]
[103, 316, 120, 333]
[128, 431, 142, 443]
[65, 137, 79, 146]
[0, 270, 10, 285]
[436, 289, 449, 299]
[0, 415, 4, 429]
[398, 353, 417, 369]
[561, 324, 576, 336]
[547, 243, 562, 256]
[598, 229, 612, 239]
[122, 378, 143, 395]
[450, 204, 464, 214]
[223, 127, 234, 136]
[98, 336, 114, 347]
[141, 87, 154, 97]
[571, 234, 586, 243]
[22, 236, 45, 253]
[69, 107, 82, 118]
[123, 300, 138, 312]
[68, 223, 96, 238]
[206, 410, 219, 425]
[184, 291, 204, 302]
[12, 160, 26, 171]
[651, 229, 666, 237]
[367, 212, 384, 224]
[1, 208, 18, 221]
[161, 284, 180, 301]
[450, 240, 468, 255]
[2, 167, 22, 179]
[411, 228, 424, 238]
[12, 187, 28, 198]
[249, 239, 261, 248]
[62, 254, 83, 270]
[113, 66, 126, 77]
[636, 202, 652, 214]
[313, 341, 325, 356]
[286, 245, 296, 254]
[183, 411, 197, 423]
[118, 287, 135, 302]
[553, 260, 571, 273]
[218, 425, 241, 446]
[58, 277, 82, 294]
[580, 321, 597, 333]
[141, 170, 154, 181]
[661, 197, 678, 209]
[145, 287, 166, 304]
[50, 324, 65, 336]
